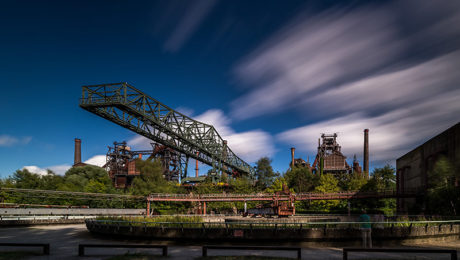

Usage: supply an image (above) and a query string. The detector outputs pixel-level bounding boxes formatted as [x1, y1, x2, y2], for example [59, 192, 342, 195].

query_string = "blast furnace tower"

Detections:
[312, 133, 352, 176]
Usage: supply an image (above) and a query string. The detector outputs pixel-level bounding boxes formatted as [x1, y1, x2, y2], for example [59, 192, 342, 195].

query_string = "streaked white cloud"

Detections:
[127, 135, 153, 150]
[0, 135, 32, 147]
[277, 88, 460, 165]
[231, 6, 403, 120]
[303, 51, 460, 118]
[231, 1, 460, 167]
[164, 0, 216, 52]
[231, 1, 460, 120]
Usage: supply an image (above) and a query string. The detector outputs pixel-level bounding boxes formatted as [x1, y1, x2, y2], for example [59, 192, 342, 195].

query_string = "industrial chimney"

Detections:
[363, 129, 369, 178]
[74, 138, 82, 165]
[290, 147, 295, 169]
[195, 151, 199, 178]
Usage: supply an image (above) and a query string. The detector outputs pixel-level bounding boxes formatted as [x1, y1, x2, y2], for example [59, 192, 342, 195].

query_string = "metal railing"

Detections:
[147, 188, 422, 201]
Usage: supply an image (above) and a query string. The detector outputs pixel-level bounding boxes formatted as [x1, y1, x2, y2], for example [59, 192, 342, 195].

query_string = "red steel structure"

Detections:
[146, 189, 420, 216]
[147, 189, 419, 203]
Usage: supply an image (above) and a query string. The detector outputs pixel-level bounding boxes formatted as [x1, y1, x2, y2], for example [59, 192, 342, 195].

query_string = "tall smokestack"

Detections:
[195, 152, 199, 178]
[74, 138, 81, 165]
[291, 147, 295, 169]
[363, 129, 369, 177]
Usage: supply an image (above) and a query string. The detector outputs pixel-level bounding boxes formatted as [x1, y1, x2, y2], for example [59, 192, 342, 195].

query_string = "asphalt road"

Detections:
[0, 224, 458, 259]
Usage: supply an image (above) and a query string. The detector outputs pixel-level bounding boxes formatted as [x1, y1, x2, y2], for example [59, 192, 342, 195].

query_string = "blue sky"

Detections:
[1, 0, 459, 177]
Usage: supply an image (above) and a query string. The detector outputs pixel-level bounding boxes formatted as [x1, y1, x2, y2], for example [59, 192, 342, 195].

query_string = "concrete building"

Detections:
[396, 122, 460, 213]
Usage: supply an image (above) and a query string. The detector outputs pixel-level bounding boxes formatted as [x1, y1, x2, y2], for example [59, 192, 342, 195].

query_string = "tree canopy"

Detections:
[254, 157, 278, 190]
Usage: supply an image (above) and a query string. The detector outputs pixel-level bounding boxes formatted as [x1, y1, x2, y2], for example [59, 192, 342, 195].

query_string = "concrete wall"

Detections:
[396, 122, 460, 213]
[86, 221, 460, 246]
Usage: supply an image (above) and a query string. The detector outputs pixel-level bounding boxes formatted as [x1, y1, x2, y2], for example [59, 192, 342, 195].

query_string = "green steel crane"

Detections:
[79, 82, 255, 180]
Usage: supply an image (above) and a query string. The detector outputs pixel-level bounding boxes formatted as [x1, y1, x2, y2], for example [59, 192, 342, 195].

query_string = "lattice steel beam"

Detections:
[80, 82, 255, 178]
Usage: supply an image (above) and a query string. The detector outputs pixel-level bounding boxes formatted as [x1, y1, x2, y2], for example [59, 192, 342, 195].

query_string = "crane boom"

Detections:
[79, 82, 255, 179]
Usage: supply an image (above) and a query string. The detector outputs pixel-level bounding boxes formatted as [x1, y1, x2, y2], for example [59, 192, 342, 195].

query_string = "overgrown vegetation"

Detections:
[96, 215, 203, 223]
[424, 155, 460, 215]
[2, 154, 457, 216]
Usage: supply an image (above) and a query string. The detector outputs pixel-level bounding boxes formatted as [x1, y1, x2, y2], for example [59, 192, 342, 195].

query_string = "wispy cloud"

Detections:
[23, 164, 71, 176]
[194, 109, 275, 162]
[277, 86, 460, 165]
[231, 6, 403, 120]
[84, 155, 106, 167]
[231, 1, 460, 166]
[0, 135, 32, 147]
[231, 2, 460, 121]
[22, 154, 106, 176]
[164, 0, 217, 52]
[303, 51, 460, 119]
[127, 135, 153, 150]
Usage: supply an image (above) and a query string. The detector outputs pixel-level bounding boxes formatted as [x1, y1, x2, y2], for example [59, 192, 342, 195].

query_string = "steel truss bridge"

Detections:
[80, 82, 255, 180]
[147, 189, 420, 202]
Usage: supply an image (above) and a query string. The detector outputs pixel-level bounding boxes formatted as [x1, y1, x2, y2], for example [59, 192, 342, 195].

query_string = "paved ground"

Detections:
[0, 224, 458, 259]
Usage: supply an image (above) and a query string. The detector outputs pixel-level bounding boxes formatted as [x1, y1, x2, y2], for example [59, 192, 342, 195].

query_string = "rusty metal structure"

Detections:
[352, 154, 363, 176]
[247, 184, 295, 217]
[289, 147, 313, 171]
[105, 141, 189, 187]
[312, 133, 352, 175]
[146, 188, 420, 216]
[80, 83, 255, 182]
[105, 142, 140, 188]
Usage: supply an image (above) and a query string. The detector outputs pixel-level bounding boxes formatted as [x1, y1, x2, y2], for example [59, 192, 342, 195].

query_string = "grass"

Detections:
[0, 251, 41, 260]
[97, 215, 203, 223]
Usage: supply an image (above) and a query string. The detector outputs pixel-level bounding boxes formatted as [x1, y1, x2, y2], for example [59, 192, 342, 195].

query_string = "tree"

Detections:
[60, 165, 113, 193]
[310, 174, 341, 212]
[265, 177, 289, 194]
[341, 173, 368, 191]
[360, 164, 396, 214]
[130, 159, 177, 195]
[254, 157, 278, 191]
[40, 171, 64, 190]
[284, 167, 318, 193]
[229, 177, 253, 194]
[10, 169, 42, 189]
[366, 164, 396, 190]
[425, 156, 459, 215]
